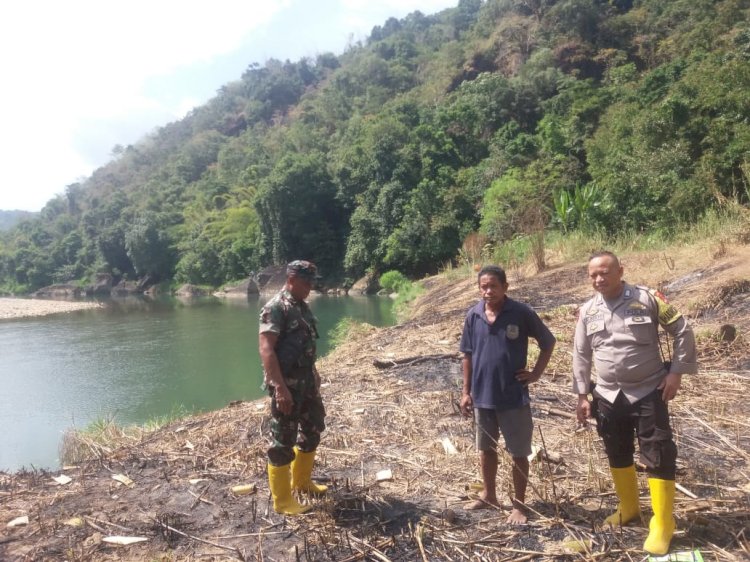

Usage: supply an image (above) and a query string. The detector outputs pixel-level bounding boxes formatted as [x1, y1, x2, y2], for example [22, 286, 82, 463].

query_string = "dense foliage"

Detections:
[0, 211, 36, 232]
[2, 0, 749, 293]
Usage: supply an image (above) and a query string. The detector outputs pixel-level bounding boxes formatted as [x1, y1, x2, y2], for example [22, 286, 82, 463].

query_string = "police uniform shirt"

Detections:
[572, 282, 698, 404]
[460, 297, 556, 411]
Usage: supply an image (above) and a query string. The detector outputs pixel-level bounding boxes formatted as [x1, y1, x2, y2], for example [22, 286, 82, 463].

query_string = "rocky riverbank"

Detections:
[0, 297, 102, 320]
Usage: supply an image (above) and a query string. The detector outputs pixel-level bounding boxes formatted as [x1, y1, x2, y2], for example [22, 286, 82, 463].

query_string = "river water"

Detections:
[0, 295, 395, 472]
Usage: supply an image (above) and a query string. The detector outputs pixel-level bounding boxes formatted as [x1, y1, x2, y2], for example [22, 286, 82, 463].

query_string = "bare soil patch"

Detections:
[2, 247, 749, 561]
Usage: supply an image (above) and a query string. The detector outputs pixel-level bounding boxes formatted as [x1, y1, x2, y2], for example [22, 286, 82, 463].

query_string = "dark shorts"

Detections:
[267, 371, 326, 466]
[474, 405, 533, 458]
[594, 388, 676, 479]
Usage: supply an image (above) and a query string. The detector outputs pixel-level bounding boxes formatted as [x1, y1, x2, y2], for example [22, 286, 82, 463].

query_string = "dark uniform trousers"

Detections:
[267, 368, 326, 466]
[594, 388, 677, 480]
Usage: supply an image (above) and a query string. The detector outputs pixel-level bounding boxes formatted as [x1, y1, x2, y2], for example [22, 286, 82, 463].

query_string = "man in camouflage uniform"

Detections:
[259, 260, 327, 516]
[573, 251, 697, 555]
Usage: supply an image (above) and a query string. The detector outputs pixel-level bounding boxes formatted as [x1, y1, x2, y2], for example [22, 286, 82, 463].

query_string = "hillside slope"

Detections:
[4, 0, 750, 297]
[1, 246, 749, 561]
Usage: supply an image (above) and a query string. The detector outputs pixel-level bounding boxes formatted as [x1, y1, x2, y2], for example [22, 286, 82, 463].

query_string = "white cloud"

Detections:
[0, 0, 457, 211]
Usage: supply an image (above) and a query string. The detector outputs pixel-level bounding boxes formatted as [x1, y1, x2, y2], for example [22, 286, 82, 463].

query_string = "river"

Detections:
[0, 294, 395, 472]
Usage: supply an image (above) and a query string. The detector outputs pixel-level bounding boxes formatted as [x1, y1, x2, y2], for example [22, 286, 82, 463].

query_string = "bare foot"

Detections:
[465, 493, 501, 510]
[506, 507, 528, 524]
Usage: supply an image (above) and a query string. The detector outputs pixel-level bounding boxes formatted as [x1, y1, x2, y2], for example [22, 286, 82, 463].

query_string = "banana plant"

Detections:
[552, 188, 574, 232]
[552, 183, 603, 232]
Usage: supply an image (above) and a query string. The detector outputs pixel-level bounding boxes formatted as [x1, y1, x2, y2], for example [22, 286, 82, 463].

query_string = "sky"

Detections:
[0, 0, 458, 212]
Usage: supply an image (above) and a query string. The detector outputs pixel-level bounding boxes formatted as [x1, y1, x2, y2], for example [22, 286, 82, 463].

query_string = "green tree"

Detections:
[255, 151, 344, 274]
[124, 212, 177, 281]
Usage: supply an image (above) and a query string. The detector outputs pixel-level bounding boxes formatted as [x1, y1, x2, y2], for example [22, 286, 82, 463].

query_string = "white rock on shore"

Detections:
[0, 298, 102, 320]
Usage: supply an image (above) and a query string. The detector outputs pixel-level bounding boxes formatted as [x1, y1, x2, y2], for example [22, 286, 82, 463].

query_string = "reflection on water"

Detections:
[0, 294, 394, 471]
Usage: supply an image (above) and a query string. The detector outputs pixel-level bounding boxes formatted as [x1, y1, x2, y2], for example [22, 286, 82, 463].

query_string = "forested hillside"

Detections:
[0, 211, 35, 232]
[2, 0, 749, 293]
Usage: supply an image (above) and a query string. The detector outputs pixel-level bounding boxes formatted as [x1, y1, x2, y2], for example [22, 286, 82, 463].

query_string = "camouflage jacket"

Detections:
[259, 288, 318, 380]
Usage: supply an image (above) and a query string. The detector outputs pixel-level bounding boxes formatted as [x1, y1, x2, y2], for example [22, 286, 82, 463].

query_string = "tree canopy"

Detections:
[2, 0, 749, 292]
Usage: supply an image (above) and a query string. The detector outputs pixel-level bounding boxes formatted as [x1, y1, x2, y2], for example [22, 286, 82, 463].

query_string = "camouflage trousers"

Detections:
[267, 369, 326, 466]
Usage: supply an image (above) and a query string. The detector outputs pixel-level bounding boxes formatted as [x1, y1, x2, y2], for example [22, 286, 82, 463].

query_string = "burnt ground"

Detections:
[2, 245, 750, 561]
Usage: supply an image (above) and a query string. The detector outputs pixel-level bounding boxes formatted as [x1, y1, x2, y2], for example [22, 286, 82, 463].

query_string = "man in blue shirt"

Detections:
[460, 265, 556, 523]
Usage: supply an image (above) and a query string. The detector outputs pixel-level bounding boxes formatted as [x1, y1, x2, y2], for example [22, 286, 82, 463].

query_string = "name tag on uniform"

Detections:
[626, 303, 648, 315]
[624, 315, 652, 325]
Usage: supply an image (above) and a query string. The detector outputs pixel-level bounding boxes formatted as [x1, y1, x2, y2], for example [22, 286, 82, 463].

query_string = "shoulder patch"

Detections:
[652, 289, 668, 302]
[648, 288, 682, 325]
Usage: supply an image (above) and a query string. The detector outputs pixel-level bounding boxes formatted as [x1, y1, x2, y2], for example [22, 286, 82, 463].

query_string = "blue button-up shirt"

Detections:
[460, 297, 556, 410]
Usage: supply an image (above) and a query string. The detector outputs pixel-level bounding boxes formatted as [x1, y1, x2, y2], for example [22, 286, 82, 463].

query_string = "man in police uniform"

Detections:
[259, 260, 327, 516]
[573, 251, 697, 555]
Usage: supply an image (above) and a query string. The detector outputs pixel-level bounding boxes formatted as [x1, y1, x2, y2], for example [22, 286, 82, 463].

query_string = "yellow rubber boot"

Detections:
[644, 478, 676, 555]
[291, 447, 328, 495]
[267, 463, 311, 515]
[604, 465, 641, 526]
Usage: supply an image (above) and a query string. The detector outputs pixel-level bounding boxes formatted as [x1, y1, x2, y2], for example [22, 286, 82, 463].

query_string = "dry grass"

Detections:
[1, 245, 750, 561]
[59, 419, 144, 466]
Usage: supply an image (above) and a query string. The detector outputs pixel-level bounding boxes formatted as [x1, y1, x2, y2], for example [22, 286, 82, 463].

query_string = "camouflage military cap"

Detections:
[286, 260, 319, 280]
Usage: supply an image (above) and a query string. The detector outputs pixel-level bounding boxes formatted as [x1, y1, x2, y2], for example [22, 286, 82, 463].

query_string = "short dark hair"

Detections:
[589, 250, 620, 267]
[477, 265, 507, 285]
